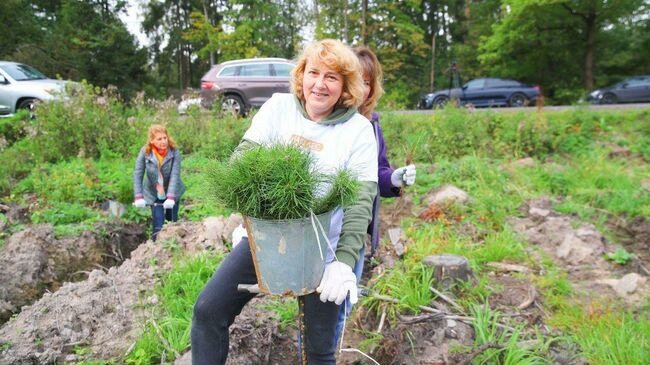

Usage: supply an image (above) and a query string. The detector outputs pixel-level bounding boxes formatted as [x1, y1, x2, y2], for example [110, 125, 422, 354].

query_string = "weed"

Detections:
[259, 297, 298, 332]
[470, 303, 546, 364]
[127, 252, 223, 363]
[552, 306, 650, 365]
[0, 341, 11, 351]
[605, 247, 636, 265]
[73, 344, 92, 355]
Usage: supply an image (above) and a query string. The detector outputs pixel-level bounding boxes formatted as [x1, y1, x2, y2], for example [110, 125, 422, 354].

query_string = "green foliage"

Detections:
[380, 108, 650, 164]
[31, 204, 100, 226]
[259, 298, 298, 332]
[127, 252, 224, 364]
[605, 247, 636, 265]
[552, 308, 650, 365]
[368, 262, 435, 317]
[208, 144, 360, 219]
[469, 304, 547, 365]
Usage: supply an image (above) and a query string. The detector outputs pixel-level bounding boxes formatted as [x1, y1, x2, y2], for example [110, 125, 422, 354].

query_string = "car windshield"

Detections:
[0, 63, 47, 81]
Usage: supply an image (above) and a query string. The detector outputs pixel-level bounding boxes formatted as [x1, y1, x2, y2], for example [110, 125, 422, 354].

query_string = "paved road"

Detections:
[400, 103, 650, 114]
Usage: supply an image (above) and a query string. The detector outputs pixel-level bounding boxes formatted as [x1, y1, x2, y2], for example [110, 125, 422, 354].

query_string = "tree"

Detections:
[6, 0, 147, 98]
[479, 0, 646, 102]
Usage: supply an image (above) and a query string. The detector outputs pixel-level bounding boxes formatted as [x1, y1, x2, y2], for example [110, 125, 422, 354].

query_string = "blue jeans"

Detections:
[191, 238, 340, 365]
[151, 199, 179, 241]
[334, 245, 365, 344]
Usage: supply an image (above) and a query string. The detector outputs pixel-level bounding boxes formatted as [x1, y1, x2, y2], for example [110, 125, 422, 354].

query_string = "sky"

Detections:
[120, 0, 150, 47]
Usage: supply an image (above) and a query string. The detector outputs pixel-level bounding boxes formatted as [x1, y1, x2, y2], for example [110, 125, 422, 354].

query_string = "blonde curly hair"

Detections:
[291, 39, 364, 109]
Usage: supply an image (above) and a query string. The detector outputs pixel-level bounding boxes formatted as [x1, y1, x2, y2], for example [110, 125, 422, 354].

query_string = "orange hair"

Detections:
[144, 124, 177, 153]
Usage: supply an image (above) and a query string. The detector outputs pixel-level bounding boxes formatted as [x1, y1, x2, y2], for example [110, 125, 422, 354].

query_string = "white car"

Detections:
[0, 61, 67, 117]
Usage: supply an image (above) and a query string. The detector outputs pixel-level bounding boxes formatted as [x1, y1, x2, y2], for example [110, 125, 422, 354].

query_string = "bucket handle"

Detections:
[309, 210, 334, 262]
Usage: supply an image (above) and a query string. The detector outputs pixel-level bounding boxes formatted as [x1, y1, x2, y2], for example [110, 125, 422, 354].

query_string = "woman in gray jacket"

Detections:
[133, 124, 185, 240]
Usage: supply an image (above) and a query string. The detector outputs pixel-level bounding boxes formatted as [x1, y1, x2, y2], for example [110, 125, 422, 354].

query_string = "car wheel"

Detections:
[17, 98, 37, 118]
[508, 93, 528, 107]
[601, 93, 617, 104]
[433, 96, 449, 109]
[221, 95, 245, 116]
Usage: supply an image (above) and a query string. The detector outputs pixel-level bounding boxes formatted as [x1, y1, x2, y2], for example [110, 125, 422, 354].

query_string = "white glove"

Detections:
[163, 199, 175, 209]
[231, 224, 248, 247]
[316, 261, 358, 305]
[391, 164, 417, 187]
[134, 198, 146, 208]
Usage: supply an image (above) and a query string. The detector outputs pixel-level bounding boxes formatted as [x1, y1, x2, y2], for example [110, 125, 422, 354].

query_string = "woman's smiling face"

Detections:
[302, 59, 344, 121]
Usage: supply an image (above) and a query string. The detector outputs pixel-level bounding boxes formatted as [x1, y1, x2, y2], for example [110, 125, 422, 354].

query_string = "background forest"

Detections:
[1, 0, 649, 107]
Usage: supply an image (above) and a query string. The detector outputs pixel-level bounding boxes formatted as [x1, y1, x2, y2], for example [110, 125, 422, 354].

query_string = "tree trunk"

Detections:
[342, 0, 348, 44]
[361, 0, 368, 45]
[430, 32, 436, 92]
[423, 254, 472, 288]
[203, 1, 214, 66]
[584, 12, 596, 90]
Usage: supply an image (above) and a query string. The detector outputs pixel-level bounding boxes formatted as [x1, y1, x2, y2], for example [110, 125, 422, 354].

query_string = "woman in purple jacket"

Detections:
[333, 47, 417, 342]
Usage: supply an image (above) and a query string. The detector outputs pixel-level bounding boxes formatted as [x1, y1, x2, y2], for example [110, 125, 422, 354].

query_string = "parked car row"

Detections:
[0, 61, 67, 117]
[418, 78, 540, 109]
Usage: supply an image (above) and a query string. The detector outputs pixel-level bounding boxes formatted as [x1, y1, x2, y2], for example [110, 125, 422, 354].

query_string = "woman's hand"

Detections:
[134, 198, 146, 208]
[317, 261, 358, 305]
[163, 199, 175, 209]
[390, 164, 416, 187]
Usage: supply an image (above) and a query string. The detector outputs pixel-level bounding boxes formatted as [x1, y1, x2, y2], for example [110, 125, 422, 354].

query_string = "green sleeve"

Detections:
[230, 139, 259, 161]
[335, 181, 377, 268]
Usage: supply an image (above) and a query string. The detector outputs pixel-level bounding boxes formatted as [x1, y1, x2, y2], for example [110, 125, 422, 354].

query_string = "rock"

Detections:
[529, 207, 551, 218]
[511, 157, 536, 168]
[387, 227, 405, 256]
[424, 185, 469, 206]
[556, 233, 595, 265]
[614, 273, 646, 297]
[174, 351, 191, 365]
[608, 147, 631, 159]
[641, 179, 650, 192]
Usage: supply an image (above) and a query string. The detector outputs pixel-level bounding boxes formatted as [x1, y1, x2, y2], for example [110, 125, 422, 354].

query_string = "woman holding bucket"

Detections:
[191, 39, 378, 364]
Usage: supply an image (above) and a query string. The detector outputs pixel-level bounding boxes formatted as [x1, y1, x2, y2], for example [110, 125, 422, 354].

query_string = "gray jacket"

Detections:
[133, 147, 185, 203]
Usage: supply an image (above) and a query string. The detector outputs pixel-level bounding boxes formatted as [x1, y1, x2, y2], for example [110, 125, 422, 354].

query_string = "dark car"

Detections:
[200, 57, 295, 115]
[418, 78, 540, 109]
[587, 76, 650, 104]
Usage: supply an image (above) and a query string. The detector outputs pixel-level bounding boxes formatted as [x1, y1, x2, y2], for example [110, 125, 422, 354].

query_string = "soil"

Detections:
[1, 190, 649, 364]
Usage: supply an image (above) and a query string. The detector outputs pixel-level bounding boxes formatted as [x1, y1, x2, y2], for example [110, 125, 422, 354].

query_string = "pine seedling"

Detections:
[207, 144, 359, 219]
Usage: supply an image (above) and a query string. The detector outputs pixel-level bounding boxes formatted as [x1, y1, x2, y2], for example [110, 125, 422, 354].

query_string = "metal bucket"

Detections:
[243, 211, 332, 296]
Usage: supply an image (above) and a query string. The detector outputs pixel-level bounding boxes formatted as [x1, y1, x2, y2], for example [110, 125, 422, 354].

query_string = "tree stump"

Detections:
[423, 254, 472, 288]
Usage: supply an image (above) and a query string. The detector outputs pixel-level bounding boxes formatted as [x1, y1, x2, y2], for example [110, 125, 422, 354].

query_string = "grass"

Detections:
[550, 306, 650, 365]
[469, 304, 547, 365]
[258, 297, 298, 332]
[2, 98, 650, 362]
[126, 251, 224, 364]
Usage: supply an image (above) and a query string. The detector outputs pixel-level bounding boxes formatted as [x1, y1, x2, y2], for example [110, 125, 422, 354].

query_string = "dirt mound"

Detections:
[508, 197, 649, 306]
[0, 223, 146, 324]
[0, 216, 240, 364]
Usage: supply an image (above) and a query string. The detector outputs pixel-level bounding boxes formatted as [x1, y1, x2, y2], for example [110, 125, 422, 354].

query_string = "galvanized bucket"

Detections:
[243, 211, 332, 296]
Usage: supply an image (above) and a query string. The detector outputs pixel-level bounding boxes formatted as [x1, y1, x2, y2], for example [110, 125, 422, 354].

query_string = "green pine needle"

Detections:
[207, 144, 360, 219]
